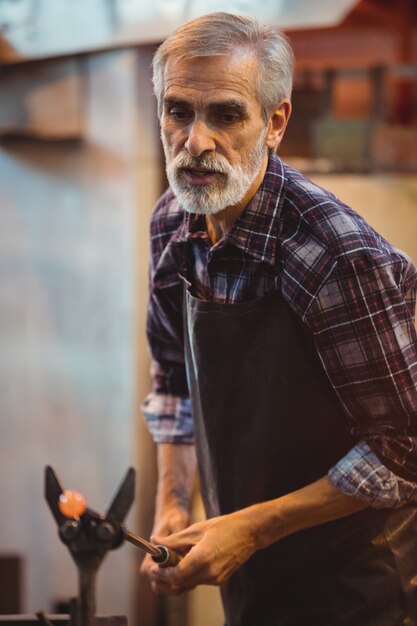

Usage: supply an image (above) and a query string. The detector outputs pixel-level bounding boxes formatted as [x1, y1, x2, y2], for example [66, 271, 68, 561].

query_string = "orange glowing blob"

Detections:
[58, 490, 87, 518]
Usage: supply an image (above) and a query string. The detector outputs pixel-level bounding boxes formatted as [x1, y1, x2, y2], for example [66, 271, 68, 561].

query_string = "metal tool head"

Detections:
[45, 465, 67, 526]
[105, 467, 135, 533]
[44, 466, 136, 564]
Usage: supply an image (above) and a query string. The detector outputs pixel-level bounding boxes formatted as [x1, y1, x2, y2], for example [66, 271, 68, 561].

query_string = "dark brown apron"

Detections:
[182, 279, 417, 626]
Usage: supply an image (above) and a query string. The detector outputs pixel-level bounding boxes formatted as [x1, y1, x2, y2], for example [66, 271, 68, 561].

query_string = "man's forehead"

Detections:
[163, 53, 259, 102]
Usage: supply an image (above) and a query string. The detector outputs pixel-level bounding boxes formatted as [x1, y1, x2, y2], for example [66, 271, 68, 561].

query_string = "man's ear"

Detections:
[265, 100, 292, 151]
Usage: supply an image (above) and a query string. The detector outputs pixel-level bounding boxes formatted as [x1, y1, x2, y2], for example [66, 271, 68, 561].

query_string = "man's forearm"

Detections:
[155, 443, 197, 515]
[244, 475, 368, 551]
[141, 443, 197, 594]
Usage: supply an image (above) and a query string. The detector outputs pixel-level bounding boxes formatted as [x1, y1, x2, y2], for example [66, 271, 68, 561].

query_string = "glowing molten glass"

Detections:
[58, 490, 87, 518]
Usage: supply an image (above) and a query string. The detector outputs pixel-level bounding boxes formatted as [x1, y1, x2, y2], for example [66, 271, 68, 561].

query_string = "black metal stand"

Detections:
[44, 466, 135, 626]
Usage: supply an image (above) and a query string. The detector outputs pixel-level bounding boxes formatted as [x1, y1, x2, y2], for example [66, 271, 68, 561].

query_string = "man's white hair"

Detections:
[152, 12, 294, 122]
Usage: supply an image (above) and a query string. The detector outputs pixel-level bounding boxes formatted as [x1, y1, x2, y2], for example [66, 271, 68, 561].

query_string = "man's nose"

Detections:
[184, 120, 216, 157]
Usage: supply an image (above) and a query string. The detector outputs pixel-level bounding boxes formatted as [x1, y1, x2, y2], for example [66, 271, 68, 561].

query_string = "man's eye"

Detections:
[218, 111, 241, 124]
[168, 108, 191, 122]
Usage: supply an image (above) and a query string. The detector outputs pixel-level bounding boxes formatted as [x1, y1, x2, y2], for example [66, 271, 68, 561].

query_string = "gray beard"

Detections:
[162, 131, 267, 216]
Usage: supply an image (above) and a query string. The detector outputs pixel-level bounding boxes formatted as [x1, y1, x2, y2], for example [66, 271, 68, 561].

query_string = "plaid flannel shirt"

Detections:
[143, 153, 417, 508]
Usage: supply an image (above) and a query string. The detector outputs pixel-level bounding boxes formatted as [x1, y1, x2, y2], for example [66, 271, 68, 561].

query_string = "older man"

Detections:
[141, 12, 417, 626]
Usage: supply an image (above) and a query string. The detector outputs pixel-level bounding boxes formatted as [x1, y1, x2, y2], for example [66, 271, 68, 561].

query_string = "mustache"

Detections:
[172, 151, 231, 175]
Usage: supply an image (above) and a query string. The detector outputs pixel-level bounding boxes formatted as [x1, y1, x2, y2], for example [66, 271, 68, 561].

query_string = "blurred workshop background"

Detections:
[0, 1, 416, 625]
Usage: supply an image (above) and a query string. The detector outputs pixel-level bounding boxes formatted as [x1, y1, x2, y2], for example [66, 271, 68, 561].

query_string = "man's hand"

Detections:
[145, 475, 367, 592]
[148, 510, 258, 589]
[140, 502, 191, 594]
[142, 442, 367, 595]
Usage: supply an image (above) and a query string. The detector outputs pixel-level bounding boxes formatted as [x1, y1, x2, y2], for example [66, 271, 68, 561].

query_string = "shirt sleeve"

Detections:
[141, 361, 194, 444]
[328, 441, 416, 507]
[142, 275, 194, 443]
[142, 197, 194, 444]
[304, 250, 417, 507]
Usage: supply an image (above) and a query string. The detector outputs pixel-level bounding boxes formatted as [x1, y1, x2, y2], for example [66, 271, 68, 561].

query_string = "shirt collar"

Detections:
[175, 153, 286, 265]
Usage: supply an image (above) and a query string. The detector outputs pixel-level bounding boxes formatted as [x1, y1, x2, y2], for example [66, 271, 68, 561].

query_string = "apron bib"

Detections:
[182, 281, 417, 626]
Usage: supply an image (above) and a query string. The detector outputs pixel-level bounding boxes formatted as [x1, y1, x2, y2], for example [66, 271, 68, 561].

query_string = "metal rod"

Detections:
[124, 529, 161, 557]
[124, 529, 182, 567]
